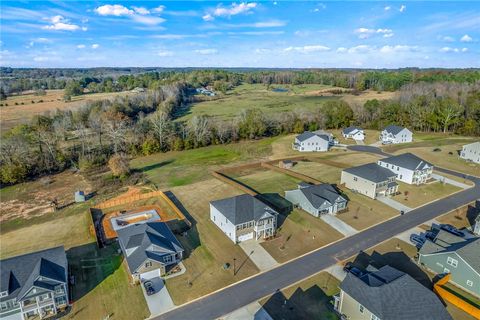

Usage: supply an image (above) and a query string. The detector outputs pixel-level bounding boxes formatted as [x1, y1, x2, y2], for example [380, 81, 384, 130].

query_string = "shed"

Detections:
[75, 190, 86, 202]
[279, 160, 294, 169]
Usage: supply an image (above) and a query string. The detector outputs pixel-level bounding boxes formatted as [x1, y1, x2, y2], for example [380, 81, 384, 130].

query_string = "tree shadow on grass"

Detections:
[135, 159, 175, 173]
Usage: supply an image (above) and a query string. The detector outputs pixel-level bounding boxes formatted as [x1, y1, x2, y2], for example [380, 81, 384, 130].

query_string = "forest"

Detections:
[1, 68, 479, 185]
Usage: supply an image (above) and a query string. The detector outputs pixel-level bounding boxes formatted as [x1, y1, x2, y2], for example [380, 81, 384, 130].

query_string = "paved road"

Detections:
[153, 148, 480, 320]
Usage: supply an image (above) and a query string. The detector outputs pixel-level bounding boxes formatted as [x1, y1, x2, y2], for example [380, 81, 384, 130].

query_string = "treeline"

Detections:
[2, 68, 480, 97]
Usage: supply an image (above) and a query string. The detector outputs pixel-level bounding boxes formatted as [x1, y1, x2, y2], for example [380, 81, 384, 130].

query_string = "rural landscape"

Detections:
[1, 1, 480, 320]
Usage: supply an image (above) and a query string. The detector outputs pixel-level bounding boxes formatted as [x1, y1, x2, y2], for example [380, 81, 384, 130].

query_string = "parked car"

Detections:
[143, 281, 155, 296]
[410, 234, 425, 248]
[440, 224, 464, 237]
[343, 262, 363, 277]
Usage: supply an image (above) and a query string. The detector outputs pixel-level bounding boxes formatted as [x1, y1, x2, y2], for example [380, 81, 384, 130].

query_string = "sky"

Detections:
[0, 1, 479, 68]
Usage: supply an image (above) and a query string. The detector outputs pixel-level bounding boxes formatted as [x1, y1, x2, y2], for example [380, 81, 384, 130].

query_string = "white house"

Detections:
[292, 131, 331, 152]
[380, 125, 413, 144]
[460, 141, 480, 164]
[377, 153, 433, 185]
[342, 126, 365, 141]
[210, 194, 278, 243]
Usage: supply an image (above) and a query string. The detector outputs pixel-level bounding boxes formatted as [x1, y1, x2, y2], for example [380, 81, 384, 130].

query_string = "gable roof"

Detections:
[0, 246, 67, 301]
[379, 153, 433, 171]
[463, 141, 480, 150]
[295, 131, 329, 143]
[343, 163, 396, 183]
[296, 183, 346, 209]
[210, 194, 277, 225]
[383, 125, 409, 135]
[420, 230, 480, 272]
[117, 222, 184, 274]
[340, 265, 451, 320]
[342, 126, 363, 135]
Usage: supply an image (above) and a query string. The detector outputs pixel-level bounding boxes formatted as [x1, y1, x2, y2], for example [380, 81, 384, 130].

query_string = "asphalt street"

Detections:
[153, 147, 479, 320]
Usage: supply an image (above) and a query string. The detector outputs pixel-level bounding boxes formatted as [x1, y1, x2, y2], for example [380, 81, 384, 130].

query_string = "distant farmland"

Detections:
[0, 90, 135, 133]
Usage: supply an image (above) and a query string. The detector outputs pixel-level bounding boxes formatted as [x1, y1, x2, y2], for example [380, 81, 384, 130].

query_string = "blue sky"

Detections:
[1, 1, 479, 68]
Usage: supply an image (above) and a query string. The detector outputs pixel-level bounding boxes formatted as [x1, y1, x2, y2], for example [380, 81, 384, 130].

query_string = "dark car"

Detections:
[143, 281, 155, 296]
[343, 262, 363, 277]
[440, 224, 464, 237]
[410, 234, 425, 248]
[425, 231, 437, 241]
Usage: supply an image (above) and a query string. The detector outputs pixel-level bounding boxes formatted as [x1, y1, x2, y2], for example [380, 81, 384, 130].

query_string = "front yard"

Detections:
[392, 180, 462, 208]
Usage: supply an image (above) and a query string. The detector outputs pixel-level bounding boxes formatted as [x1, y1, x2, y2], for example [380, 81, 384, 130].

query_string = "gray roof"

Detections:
[210, 194, 278, 225]
[297, 183, 346, 209]
[420, 230, 480, 272]
[342, 126, 362, 134]
[340, 265, 452, 320]
[343, 163, 396, 183]
[295, 131, 329, 142]
[383, 125, 407, 135]
[0, 246, 67, 302]
[117, 222, 184, 274]
[379, 153, 433, 171]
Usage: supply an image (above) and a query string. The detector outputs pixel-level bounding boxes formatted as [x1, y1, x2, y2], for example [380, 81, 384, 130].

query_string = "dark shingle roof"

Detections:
[343, 163, 396, 183]
[210, 194, 278, 225]
[295, 131, 329, 142]
[0, 246, 67, 302]
[383, 125, 407, 135]
[117, 222, 184, 274]
[379, 153, 433, 171]
[298, 184, 346, 208]
[340, 265, 452, 320]
[420, 230, 480, 272]
[342, 126, 362, 134]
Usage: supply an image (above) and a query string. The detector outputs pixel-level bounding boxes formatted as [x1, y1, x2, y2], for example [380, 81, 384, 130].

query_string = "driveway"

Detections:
[377, 196, 413, 212]
[320, 214, 358, 236]
[239, 240, 278, 271]
[220, 301, 273, 320]
[324, 264, 347, 281]
[153, 165, 480, 320]
[394, 226, 425, 244]
[432, 173, 471, 189]
[355, 139, 365, 145]
[141, 276, 175, 316]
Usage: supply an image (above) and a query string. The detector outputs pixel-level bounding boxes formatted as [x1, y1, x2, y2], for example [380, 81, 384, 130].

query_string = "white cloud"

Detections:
[42, 15, 81, 31]
[284, 45, 330, 53]
[347, 45, 374, 54]
[82, 27, 88, 31]
[158, 50, 173, 57]
[399, 5, 406, 12]
[77, 44, 86, 49]
[95, 4, 134, 16]
[255, 48, 270, 54]
[379, 45, 418, 53]
[132, 15, 165, 25]
[355, 28, 393, 39]
[153, 6, 165, 13]
[204, 2, 257, 21]
[336, 47, 348, 53]
[439, 47, 468, 53]
[195, 48, 218, 55]
[460, 34, 473, 42]
[91, 44, 99, 49]
[312, 3, 326, 12]
[132, 6, 150, 15]
[252, 20, 286, 28]
[384, 6, 391, 11]
[442, 36, 455, 42]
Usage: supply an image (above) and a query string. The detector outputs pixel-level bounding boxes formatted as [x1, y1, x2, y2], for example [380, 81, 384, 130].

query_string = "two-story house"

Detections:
[418, 230, 480, 297]
[341, 163, 398, 199]
[0, 246, 69, 320]
[377, 153, 433, 185]
[334, 265, 452, 320]
[380, 125, 413, 144]
[292, 131, 331, 152]
[460, 141, 480, 164]
[210, 194, 278, 243]
[342, 126, 365, 141]
[285, 183, 347, 217]
[117, 222, 184, 282]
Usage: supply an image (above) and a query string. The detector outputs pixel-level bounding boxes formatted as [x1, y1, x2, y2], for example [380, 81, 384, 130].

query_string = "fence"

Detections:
[211, 171, 258, 196]
[433, 274, 480, 319]
[260, 162, 322, 184]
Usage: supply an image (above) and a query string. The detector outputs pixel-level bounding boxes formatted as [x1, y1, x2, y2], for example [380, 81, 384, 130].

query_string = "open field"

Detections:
[261, 210, 344, 263]
[0, 210, 94, 259]
[66, 243, 149, 320]
[0, 90, 134, 133]
[340, 89, 398, 107]
[392, 180, 462, 208]
[259, 271, 340, 320]
[164, 178, 259, 305]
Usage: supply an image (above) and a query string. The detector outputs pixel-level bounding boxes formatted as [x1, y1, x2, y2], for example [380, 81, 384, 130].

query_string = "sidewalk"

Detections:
[432, 173, 471, 189]
[219, 301, 273, 320]
[377, 196, 413, 212]
[239, 240, 279, 271]
[320, 214, 358, 236]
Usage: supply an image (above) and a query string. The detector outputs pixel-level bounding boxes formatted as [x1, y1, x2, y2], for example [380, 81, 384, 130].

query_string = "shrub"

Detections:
[108, 154, 130, 177]
[433, 148, 441, 152]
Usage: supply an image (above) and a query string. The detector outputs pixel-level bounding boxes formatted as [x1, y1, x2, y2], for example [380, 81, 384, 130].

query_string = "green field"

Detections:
[175, 83, 340, 121]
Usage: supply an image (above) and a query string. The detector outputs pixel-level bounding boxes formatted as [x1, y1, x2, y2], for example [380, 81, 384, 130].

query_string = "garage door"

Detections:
[140, 269, 161, 281]
[237, 232, 254, 242]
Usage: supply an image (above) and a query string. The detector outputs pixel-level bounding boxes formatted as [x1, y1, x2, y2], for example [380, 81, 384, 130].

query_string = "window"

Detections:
[0, 302, 7, 311]
[55, 285, 64, 294]
[467, 280, 473, 287]
[359, 304, 364, 313]
[0, 291, 7, 298]
[164, 255, 173, 263]
[213, 215, 216, 222]
[371, 314, 380, 320]
[353, 177, 358, 181]
[447, 257, 458, 268]
[145, 261, 153, 268]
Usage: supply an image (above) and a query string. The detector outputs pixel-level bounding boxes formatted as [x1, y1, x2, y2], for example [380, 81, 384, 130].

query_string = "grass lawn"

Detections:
[234, 168, 301, 194]
[66, 243, 149, 320]
[130, 137, 279, 189]
[175, 83, 340, 122]
[336, 189, 398, 230]
[259, 271, 340, 320]
[0, 210, 94, 259]
[164, 178, 259, 305]
[261, 210, 344, 263]
[392, 180, 462, 208]
[330, 129, 380, 146]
